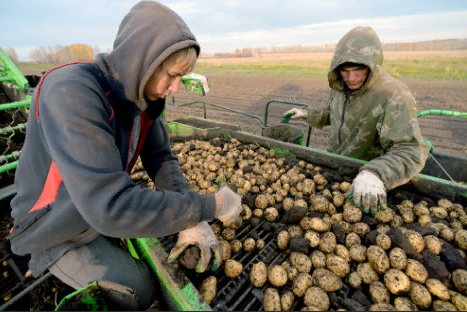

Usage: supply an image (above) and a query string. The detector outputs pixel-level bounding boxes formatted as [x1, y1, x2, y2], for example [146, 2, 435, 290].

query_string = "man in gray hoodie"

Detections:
[10, 1, 241, 308]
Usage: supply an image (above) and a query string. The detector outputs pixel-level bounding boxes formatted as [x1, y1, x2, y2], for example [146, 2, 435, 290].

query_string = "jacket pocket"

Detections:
[10, 206, 52, 240]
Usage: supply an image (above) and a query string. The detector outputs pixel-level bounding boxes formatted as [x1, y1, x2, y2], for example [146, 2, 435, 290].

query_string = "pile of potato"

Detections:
[167, 138, 467, 311]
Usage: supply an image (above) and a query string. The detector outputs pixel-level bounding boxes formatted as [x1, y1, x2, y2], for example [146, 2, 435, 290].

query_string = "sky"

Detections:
[2, 0, 467, 61]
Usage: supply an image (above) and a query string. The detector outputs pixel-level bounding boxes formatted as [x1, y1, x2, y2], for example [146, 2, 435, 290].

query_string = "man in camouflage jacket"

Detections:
[284, 27, 429, 215]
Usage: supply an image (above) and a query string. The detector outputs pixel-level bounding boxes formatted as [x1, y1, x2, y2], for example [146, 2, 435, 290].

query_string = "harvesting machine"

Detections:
[0, 51, 466, 311]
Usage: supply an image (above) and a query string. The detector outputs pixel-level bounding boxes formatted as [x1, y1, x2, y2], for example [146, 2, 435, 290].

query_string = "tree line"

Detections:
[213, 39, 467, 57]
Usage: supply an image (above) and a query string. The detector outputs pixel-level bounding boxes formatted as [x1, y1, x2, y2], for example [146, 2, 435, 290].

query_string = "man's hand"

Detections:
[167, 221, 223, 273]
[216, 185, 242, 228]
[348, 170, 387, 215]
[282, 108, 308, 120]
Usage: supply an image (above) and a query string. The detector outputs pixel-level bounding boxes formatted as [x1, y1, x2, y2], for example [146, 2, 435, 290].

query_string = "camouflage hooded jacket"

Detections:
[305, 27, 429, 190]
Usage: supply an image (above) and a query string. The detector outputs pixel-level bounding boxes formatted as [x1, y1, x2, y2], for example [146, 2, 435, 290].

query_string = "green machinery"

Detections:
[0, 53, 466, 310]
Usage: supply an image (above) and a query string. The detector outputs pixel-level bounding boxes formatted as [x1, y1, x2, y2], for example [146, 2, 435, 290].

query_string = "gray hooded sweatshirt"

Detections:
[10, 1, 216, 276]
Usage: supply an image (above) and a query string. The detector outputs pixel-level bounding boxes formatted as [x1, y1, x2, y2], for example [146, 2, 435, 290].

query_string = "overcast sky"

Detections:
[2, 0, 467, 61]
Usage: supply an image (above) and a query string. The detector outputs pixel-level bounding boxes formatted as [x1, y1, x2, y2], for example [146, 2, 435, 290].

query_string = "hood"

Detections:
[328, 27, 383, 94]
[96, 1, 200, 111]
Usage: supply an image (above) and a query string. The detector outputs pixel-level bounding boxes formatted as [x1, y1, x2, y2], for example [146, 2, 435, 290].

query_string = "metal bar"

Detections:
[0, 161, 18, 173]
[0, 97, 31, 111]
[417, 110, 467, 118]
[264, 99, 309, 126]
[7, 258, 25, 282]
[178, 101, 263, 125]
[0, 123, 26, 134]
[306, 126, 312, 147]
[0, 77, 14, 83]
[0, 48, 29, 90]
[0, 272, 53, 311]
[429, 153, 455, 182]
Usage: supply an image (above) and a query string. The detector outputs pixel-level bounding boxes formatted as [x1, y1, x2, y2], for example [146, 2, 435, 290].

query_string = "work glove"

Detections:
[167, 221, 223, 273]
[216, 185, 243, 228]
[347, 170, 387, 216]
[282, 108, 308, 121]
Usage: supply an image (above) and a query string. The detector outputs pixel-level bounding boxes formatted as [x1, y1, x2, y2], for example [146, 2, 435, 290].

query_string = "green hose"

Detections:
[0, 161, 18, 174]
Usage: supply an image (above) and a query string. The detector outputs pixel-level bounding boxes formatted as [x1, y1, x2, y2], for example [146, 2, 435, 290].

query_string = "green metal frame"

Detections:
[0, 48, 28, 91]
[417, 110, 467, 118]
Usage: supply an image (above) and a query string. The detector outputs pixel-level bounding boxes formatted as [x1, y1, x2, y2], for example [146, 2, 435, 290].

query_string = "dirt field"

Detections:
[167, 74, 467, 157]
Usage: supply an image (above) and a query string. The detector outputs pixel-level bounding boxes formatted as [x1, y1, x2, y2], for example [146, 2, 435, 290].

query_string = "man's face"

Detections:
[144, 60, 186, 101]
[338, 65, 369, 90]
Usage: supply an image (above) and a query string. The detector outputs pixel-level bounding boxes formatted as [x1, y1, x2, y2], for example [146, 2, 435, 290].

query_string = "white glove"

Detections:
[283, 108, 308, 119]
[167, 221, 223, 273]
[349, 170, 387, 215]
[216, 185, 242, 228]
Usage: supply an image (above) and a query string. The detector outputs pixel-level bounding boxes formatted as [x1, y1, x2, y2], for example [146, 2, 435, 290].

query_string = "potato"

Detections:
[283, 198, 295, 211]
[290, 252, 312, 273]
[370, 281, 390, 304]
[311, 250, 326, 268]
[304, 231, 320, 248]
[311, 268, 343, 292]
[199, 276, 217, 304]
[264, 288, 281, 311]
[242, 204, 252, 221]
[405, 259, 428, 284]
[326, 255, 350, 277]
[419, 215, 432, 226]
[311, 195, 329, 212]
[452, 269, 467, 294]
[287, 267, 298, 281]
[305, 217, 331, 232]
[230, 240, 243, 253]
[230, 217, 243, 230]
[253, 208, 264, 218]
[304, 287, 330, 311]
[319, 232, 337, 253]
[367, 245, 390, 274]
[349, 272, 362, 288]
[376, 224, 392, 235]
[389, 247, 407, 270]
[264, 207, 279, 221]
[455, 230, 467, 250]
[424, 235, 442, 255]
[357, 262, 379, 284]
[277, 231, 291, 250]
[268, 265, 288, 287]
[393, 297, 418, 311]
[432, 300, 458, 311]
[404, 230, 425, 253]
[281, 291, 295, 311]
[375, 208, 395, 223]
[211, 224, 221, 234]
[426, 278, 451, 301]
[352, 222, 370, 237]
[333, 192, 345, 208]
[243, 238, 256, 252]
[331, 213, 343, 224]
[250, 262, 267, 287]
[451, 292, 467, 310]
[346, 233, 361, 249]
[295, 199, 308, 209]
[256, 239, 265, 250]
[384, 269, 411, 295]
[220, 240, 231, 261]
[343, 204, 362, 223]
[335, 245, 351, 262]
[431, 207, 448, 219]
[225, 259, 243, 278]
[222, 228, 236, 241]
[293, 273, 313, 297]
[288, 225, 304, 238]
[409, 282, 432, 309]
[376, 234, 392, 250]
[348, 244, 368, 263]
[281, 261, 291, 270]
[391, 215, 404, 228]
[255, 195, 268, 209]
[369, 303, 396, 311]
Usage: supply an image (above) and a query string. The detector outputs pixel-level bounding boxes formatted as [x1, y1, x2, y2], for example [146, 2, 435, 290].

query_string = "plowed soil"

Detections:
[167, 75, 467, 157]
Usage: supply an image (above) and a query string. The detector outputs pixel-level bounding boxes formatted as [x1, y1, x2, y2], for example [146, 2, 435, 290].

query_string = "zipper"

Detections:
[338, 95, 350, 145]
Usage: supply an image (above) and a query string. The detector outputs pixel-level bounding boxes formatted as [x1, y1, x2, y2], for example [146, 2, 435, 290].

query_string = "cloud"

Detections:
[197, 11, 467, 53]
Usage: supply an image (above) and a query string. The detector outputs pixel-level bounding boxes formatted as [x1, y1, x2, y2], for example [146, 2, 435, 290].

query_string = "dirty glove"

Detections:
[167, 221, 223, 273]
[348, 170, 387, 216]
[282, 108, 308, 120]
[216, 185, 242, 228]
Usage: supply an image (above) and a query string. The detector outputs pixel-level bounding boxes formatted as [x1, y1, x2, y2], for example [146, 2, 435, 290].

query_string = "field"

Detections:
[18, 50, 467, 157]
